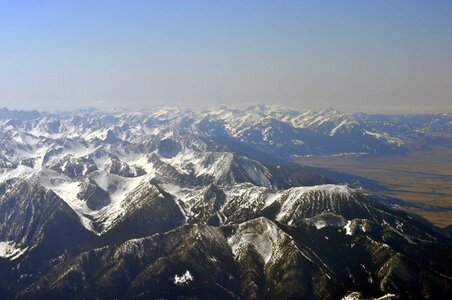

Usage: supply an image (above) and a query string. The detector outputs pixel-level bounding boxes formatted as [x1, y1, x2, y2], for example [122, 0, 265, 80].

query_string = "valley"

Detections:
[297, 147, 452, 227]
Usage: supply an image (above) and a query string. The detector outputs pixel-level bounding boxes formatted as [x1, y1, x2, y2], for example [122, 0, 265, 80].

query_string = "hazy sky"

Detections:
[0, 1, 451, 113]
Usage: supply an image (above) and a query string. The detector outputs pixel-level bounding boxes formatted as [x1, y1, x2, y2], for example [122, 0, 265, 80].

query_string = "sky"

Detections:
[0, 1, 451, 113]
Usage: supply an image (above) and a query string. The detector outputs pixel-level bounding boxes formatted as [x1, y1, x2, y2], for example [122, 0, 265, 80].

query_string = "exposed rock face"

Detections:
[158, 138, 181, 158]
[77, 179, 110, 210]
[18, 216, 452, 300]
[50, 155, 98, 179]
[105, 156, 145, 177]
[0, 156, 16, 169]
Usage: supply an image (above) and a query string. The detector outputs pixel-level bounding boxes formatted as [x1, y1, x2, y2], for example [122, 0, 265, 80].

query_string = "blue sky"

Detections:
[0, 1, 451, 112]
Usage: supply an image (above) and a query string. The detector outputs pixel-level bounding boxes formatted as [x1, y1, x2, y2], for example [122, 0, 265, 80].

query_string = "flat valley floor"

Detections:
[296, 147, 452, 228]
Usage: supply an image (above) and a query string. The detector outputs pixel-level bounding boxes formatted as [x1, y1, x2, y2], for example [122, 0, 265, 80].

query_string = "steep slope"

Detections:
[20, 225, 241, 300]
[20, 215, 452, 299]
[0, 179, 92, 256]
[0, 179, 95, 298]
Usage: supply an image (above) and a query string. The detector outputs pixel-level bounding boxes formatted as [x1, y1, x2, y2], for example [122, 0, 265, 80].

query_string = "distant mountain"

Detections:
[196, 105, 451, 158]
[0, 107, 40, 121]
[0, 106, 451, 299]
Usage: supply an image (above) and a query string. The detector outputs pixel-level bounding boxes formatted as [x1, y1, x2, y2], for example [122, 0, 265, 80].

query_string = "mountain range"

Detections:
[0, 106, 451, 299]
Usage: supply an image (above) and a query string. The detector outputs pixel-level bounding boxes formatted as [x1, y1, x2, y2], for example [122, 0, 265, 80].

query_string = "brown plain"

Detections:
[295, 147, 452, 228]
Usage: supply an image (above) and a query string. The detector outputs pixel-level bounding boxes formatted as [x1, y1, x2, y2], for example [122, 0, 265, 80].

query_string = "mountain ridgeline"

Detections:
[0, 106, 451, 299]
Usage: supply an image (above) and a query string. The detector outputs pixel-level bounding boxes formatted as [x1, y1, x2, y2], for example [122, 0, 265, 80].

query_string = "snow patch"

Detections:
[313, 220, 327, 229]
[344, 220, 353, 235]
[227, 218, 291, 265]
[276, 184, 353, 222]
[0, 241, 27, 260]
[174, 270, 194, 285]
[39, 170, 151, 234]
[0, 165, 35, 183]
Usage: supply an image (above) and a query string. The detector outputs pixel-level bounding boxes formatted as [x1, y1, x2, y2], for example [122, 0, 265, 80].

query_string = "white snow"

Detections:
[330, 119, 349, 136]
[291, 139, 304, 145]
[0, 165, 35, 183]
[227, 218, 291, 265]
[275, 185, 352, 222]
[342, 292, 362, 300]
[313, 220, 327, 229]
[0, 241, 27, 260]
[342, 292, 397, 300]
[160, 149, 234, 181]
[363, 130, 404, 146]
[344, 220, 353, 235]
[174, 270, 194, 285]
[38, 169, 150, 234]
[377, 294, 397, 300]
